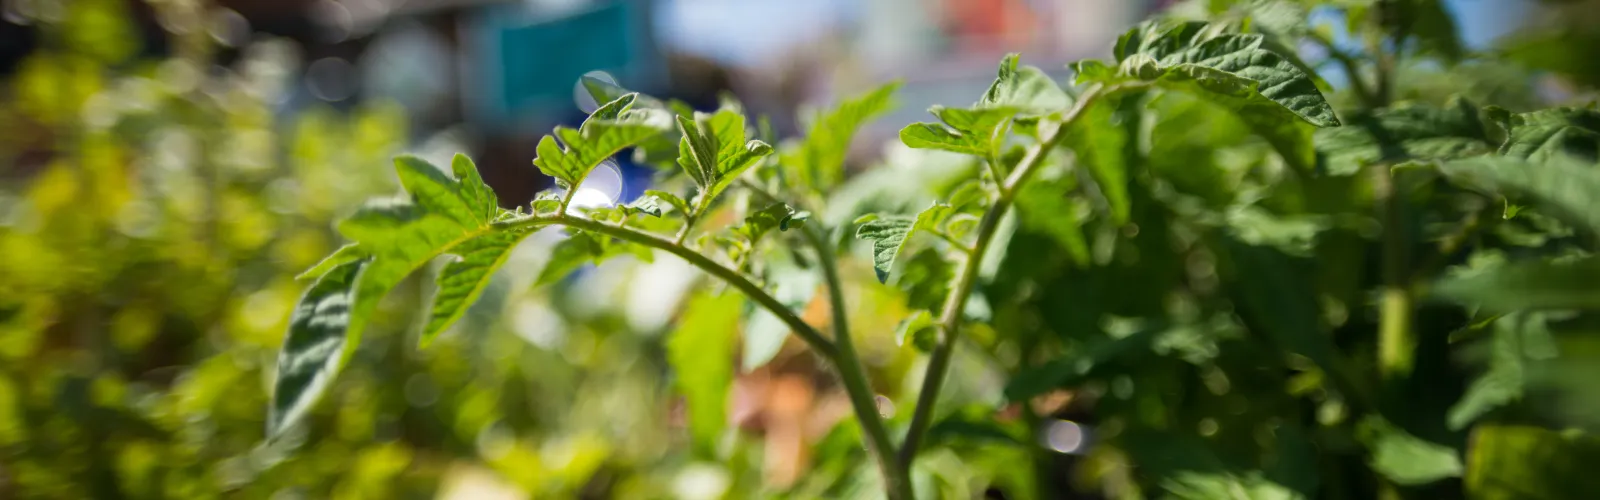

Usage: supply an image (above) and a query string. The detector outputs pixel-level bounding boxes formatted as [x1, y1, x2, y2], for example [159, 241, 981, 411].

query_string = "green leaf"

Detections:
[894, 310, 938, 351]
[450, 153, 499, 222]
[296, 243, 367, 281]
[979, 53, 1070, 111]
[1062, 100, 1132, 223]
[735, 203, 808, 244]
[793, 82, 900, 191]
[536, 232, 604, 286]
[1014, 179, 1090, 267]
[857, 217, 914, 284]
[1119, 429, 1314, 500]
[1433, 256, 1600, 311]
[1153, 64, 1322, 171]
[899, 106, 1015, 158]
[742, 262, 816, 371]
[1315, 96, 1493, 176]
[674, 109, 773, 209]
[1436, 155, 1600, 235]
[1467, 425, 1600, 500]
[1004, 326, 1161, 401]
[421, 224, 544, 345]
[533, 93, 672, 190]
[1446, 313, 1557, 430]
[269, 258, 368, 438]
[667, 292, 743, 456]
[1115, 21, 1338, 128]
[644, 189, 690, 216]
[1359, 416, 1463, 486]
[1496, 107, 1600, 164]
[854, 204, 954, 283]
[620, 194, 662, 218]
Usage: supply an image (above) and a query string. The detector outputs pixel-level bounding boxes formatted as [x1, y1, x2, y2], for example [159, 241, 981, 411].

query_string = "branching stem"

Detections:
[899, 84, 1115, 467]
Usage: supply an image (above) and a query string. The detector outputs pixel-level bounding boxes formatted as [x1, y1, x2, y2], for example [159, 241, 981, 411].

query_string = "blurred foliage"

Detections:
[6, 0, 1600, 499]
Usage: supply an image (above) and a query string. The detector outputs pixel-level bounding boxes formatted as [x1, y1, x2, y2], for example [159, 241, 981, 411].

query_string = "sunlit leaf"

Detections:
[854, 204, 955, 283]
[533, 94, 672, 190]
[421, 224, 544, 344]
[793, 82, 900, 191]
[894, 310, 938, 351]
[675, 109, 773, 209]
[1359, 416, 1462, 486]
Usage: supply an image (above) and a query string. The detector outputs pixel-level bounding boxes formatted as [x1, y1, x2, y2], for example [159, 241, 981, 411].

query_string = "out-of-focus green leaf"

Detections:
[980, 53, 1072, 111]
[1215, 239, 1340, 372]
[533, 94, 672, 190]
[1154, 64, 1323, 171]
[1447, 313, 1557, 430]
[1315, 96, 1493, 175]
[1437, 155, 1600, 235]
[535, 232, 604, 286]
[1467, 425, 1600, 500]
[269, 258, 367, 438]
[1496, 107, 1600, 164]
[793, 82, 900, 191]
[894, 310, 938, 351]
[1004, 326, 1161, 401]
[734, 203, 807, 244]
[667, 292, 743, 456]
[743, 262, 816, 370]
[296, 243, 367, 281]
[900, 106, 1016, 158]
[1062, 100, 1132, 223]
[1359, 416, 1463, 486]
[1434, 256, 1600, 311]
[1119, 429, 1314, 500]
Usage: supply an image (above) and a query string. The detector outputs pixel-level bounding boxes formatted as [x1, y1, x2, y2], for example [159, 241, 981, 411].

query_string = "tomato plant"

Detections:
[266, 0, 1600, 498]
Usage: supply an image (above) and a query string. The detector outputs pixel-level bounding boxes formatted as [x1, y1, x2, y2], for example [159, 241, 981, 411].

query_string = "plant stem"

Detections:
[514, 214, 838, 358]
[735, 177, 909, 498]
[899, 85, 1112, 467]
[1376, 167, 1413, 380]
[802, 226, 910, 500]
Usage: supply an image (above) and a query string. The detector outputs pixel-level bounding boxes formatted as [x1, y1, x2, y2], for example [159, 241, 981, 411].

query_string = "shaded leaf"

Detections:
[1014, 178, 1090, 267]
[1497, 107, 1600, 164]
[1447, 313, 1557, 430]
[1315, 96, 1493, 175]
[1433, 256, 1600, 311]
[269, 258, 368, 438]
[1436, 155, 1600, 235]
[536, 232, 604, 286]
[1467, 425, 1600, 500]
[895, 310, 938, 351]
[1005, 326, 1161, 401]
[1062, 99, 1132, 223]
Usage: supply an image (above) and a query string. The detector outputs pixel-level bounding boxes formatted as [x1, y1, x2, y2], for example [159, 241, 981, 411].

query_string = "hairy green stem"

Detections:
[803, 226, 910, 500]
[510, 214, 838, 358]
[736, 177, 909, 498]
[899, 85, 1111, 467]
